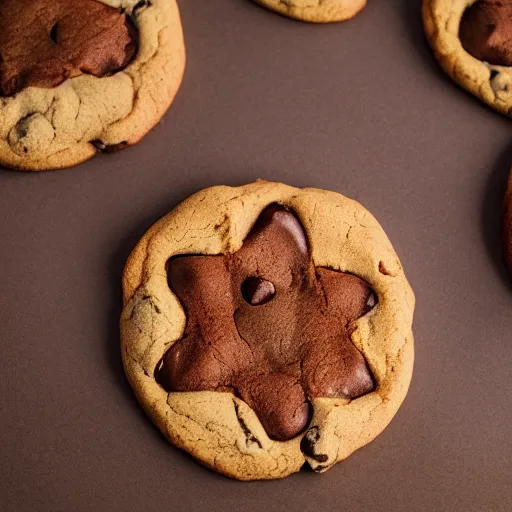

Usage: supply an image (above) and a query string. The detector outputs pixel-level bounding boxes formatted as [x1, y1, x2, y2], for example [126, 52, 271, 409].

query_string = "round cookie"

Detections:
[503, 168, 512, 275]
[120, 181, 415, 481]
[0, 0, 185, 171]
[252, 0, 367, 23]
[422, 0, 512, 117]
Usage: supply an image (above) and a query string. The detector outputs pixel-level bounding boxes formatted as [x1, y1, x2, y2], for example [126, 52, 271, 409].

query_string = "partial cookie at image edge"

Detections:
[422, 0, 512, 118]
[0, 0, 186, 171]
[251, 0, 367, 23]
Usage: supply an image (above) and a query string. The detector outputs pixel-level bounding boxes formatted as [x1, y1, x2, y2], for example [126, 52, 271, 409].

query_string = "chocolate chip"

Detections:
[233, 400, 263, 449]
[92, 141, 106, 151]
[300, 426, 319, 456]
[133, 0, 152, 13]
[241, 277, 276, 306]
[50, 23, 59, 45]
[91, 140, 128, 153]
[300, 427, 328, 462]
[364, 290, 377, 313]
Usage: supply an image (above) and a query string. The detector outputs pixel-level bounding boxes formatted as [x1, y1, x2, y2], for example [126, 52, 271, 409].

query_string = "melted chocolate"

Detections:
[156, 205, 376, 441]
[460, 0, 512, 66]
[0, 0, 138, 97]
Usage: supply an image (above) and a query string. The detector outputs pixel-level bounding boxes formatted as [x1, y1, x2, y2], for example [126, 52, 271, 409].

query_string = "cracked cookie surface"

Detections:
[251, 0, 367, 23]
[422, 0, 512, 117]
[120, 181, 415, 480]
[0, 0, 185, 171]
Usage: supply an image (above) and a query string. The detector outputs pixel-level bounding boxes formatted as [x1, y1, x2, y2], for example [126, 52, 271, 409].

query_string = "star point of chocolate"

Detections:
[156, 205, 377, 441]
[0, 0, 138, 97]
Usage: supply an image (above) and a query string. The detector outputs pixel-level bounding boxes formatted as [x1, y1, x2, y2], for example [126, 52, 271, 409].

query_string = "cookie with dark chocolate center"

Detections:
[423, 0, 512, 117]
[0, 0, 137, 97]
[121, 181, 415, 480]
[0, 0, 185, 171]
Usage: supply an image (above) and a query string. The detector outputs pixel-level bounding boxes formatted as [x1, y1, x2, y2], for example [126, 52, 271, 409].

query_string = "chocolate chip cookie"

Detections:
[0, 0, 185, 171]
[120, 181, 415, 480]
[252, 0, 366, 23]
[504, 168, 512, 275]
[423, 0, 512, 117]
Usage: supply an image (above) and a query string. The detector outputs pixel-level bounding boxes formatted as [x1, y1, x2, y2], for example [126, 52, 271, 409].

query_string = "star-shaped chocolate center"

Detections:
[156, 205, 376, 441]
[0, 0, 138, 97]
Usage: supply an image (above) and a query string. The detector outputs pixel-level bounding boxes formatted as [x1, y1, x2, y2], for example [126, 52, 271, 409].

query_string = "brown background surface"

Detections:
[1, 1, 511, 511]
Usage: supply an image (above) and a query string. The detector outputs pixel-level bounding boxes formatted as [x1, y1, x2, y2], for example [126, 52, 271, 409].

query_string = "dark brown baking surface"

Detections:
[0, 0, 511, 510]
